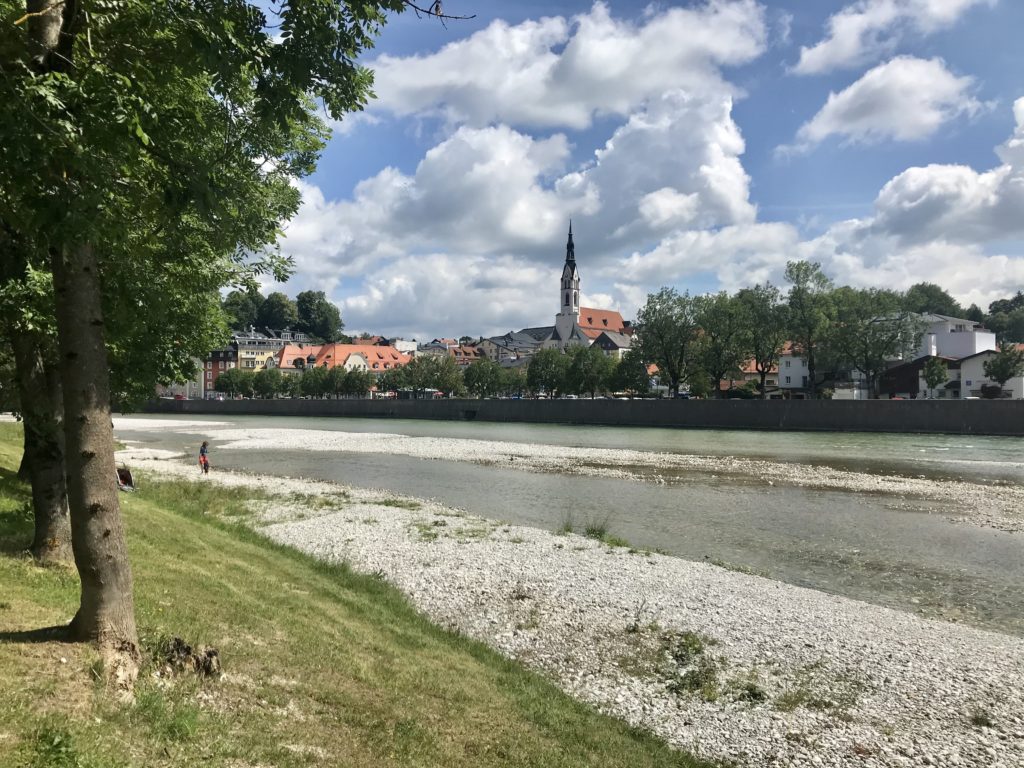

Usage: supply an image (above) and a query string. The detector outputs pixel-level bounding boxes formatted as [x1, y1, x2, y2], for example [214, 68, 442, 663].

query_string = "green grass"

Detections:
[0, 422, 718, 768]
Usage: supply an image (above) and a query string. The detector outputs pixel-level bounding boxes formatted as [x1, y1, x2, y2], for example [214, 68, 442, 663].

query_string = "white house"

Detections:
[776, 347, 809, 394]
[916, 314, 996, 359]
[954, 349, 1024, 399]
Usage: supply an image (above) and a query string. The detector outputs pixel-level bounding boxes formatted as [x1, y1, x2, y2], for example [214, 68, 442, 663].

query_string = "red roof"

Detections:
[313, 343, 412, 371]
[579, 307, 626, 333]
[275, 344, 324, 369]
[354, 336, 385, 346]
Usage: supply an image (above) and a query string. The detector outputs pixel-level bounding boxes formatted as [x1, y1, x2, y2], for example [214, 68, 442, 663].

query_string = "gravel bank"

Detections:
[168, 424, 1024, 534]
[126, 455, 1024, 768]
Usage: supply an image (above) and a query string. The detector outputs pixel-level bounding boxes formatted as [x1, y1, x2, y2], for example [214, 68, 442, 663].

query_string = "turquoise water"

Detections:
[117, 415, 1024, 635]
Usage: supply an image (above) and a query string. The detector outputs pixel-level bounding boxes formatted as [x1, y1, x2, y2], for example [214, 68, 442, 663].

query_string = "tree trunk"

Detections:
[51, 242, 139, 690]
[11, 334, 72, 565]
[759, 369, 768, 399]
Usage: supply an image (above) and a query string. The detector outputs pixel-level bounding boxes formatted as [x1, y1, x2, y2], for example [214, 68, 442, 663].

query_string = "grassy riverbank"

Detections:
[0, 423, 714, 768]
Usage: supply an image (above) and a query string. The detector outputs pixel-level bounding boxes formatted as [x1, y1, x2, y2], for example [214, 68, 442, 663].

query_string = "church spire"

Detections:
[566, 221, 575, 263]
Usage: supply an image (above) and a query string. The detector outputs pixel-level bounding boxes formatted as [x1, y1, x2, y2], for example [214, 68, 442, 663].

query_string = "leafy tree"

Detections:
[965, 304, 986, 323]
[0, 0, 459, 681]
[565, 346, 615, 398]
[343, 368, 375, 397]
[223, 289, 265, 331]
[828, 287, 924, 397]
[694, 292, 749, 398]
[785, 261, 834, 398]
[377, 366, 408, 394]
[254, 367, 284, 399]
[922, 358, 948, 399]
[687, 369, 711, 398]
[634, 288, 699, 396]
[279, 373, 301, 399]
[527, 348, 569, 397]
[464, 358, 504, 398]
[432, 356, 465, 397]
[258, 292, 300, 333]
[500, 366, 528, 397]
[300, 366, 330, 398]
[400, 355, 463, 397]
[905, 283, 965, 318]
[326, 365, 348, 398]
[983, 344, 1024, 393]
[214, 368, 244, 397]
[988, 291, 1024, 316]
[611, 347, 650, 396]
[296, 291, 344, 342]
[0, 260, 70, 564]
[736, 284, 788, 398]
[987, 308, 1024, 343]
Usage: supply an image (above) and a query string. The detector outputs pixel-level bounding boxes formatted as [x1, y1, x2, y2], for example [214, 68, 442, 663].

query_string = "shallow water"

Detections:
[116, 415, 1024, 636]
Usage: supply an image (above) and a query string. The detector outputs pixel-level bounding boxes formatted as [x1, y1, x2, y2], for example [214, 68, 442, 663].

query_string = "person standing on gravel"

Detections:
[199, 441, 210, 475]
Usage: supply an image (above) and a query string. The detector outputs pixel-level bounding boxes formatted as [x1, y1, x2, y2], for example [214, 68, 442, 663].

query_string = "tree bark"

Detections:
[51, 242, 139, 690]
[11, 334, 72, 565]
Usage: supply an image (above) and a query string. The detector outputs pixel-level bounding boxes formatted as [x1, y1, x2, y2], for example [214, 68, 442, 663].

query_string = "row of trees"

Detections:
[0, 0, 428, 691]
[215, 366, 376, 399]
[636, 264, 925, 398]
[632, 266, 1024, 399]
[222, 289, 346, 343]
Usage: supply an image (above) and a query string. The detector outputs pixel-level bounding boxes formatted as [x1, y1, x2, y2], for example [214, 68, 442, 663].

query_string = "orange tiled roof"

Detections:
[275, 344, 324, 369]
[740, 358, 778, 375]
[313, 343, 412, 370]
[354, 336, 384, 346]
[579, 307, 626, 333]
[580, 327, 603, 340]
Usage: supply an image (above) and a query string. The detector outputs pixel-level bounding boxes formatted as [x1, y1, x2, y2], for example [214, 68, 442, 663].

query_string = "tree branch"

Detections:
[402, 1, 475, 29]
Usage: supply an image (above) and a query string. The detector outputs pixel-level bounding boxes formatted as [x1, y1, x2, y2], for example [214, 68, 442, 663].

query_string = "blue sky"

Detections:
[269, 1, 1024, 340]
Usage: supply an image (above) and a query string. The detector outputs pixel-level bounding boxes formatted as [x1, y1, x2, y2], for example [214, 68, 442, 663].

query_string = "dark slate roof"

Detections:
[518, 326, 555, 341]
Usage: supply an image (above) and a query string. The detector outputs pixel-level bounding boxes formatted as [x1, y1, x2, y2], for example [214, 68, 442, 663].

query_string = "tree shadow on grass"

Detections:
[0, 625, 73, 644]
[0, 465, 32, 555]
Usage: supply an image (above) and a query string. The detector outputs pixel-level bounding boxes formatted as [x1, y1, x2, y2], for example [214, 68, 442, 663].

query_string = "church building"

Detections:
[482, 224, 633, 360]
[542, 224, 632, 354]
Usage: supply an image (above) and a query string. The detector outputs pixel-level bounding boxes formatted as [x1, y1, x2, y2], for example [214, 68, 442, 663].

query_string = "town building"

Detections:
[201, 346, 238, 398]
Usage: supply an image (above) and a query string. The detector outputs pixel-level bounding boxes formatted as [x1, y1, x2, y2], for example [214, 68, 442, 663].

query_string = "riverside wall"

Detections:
[143, 397, 1024, 436]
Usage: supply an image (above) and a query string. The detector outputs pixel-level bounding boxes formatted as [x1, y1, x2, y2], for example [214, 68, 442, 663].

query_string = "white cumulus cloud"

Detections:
[368, 0, 766, 129]
[782, 57, 982, 153]
[792, 0, 995, 75]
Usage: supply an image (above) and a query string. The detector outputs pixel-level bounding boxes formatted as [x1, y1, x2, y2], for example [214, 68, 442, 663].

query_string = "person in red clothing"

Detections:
[199, 441, 210, 474]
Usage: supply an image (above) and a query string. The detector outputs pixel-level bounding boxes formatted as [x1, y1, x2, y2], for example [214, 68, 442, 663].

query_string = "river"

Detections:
[114, 414, 1024, 636]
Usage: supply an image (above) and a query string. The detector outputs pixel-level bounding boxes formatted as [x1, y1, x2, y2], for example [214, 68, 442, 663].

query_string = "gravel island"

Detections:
[120, 445, 1024, 768]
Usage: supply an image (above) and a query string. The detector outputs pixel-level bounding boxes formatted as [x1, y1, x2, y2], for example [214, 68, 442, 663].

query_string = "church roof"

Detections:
[579, 307, 626, 333]
[519, 325, 555, 341]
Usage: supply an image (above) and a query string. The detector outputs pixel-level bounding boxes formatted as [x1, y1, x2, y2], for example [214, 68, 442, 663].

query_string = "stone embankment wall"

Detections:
[144, 398, 1024, 436]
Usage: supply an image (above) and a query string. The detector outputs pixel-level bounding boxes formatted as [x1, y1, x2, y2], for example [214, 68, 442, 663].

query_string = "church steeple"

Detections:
[558, 222, 580, 320]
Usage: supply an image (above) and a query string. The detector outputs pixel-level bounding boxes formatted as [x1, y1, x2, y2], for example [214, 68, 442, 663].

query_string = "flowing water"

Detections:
[116, 415, 1024, 636]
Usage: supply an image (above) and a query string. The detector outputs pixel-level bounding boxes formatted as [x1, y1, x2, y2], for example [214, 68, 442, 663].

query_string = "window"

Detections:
[802, 376, 808, 386]
[785, 360, 791, 368]
[218, 361, 224, 369]
[785, 376, 791, 384]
